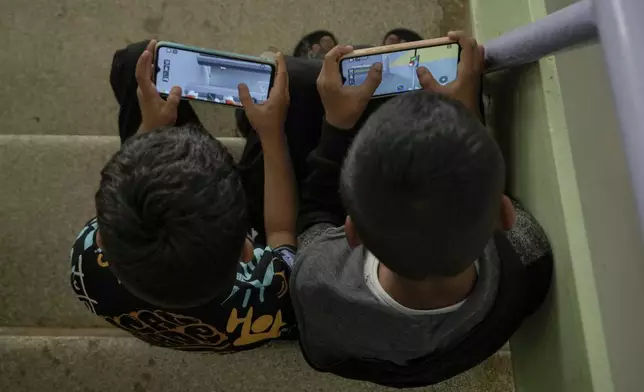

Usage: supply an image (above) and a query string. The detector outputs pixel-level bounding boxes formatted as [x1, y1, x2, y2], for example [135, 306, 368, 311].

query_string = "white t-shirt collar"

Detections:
[363, 251, 478, 316]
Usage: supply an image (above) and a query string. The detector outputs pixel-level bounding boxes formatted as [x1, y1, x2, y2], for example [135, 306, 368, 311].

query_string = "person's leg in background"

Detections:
[110, 40, 202, 143]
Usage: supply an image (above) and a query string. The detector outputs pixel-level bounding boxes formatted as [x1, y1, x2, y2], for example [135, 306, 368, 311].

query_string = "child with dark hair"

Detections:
[70, 41, 298, 351]
[292, 32, 553, 386]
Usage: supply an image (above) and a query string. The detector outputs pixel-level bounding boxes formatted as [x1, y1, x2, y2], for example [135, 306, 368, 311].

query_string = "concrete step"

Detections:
[0, 0, 465, 137]
[0, 131, 515, 389]
[0, 330, 513, 392]
[0, 135, 245, 327]
[0, 127, 514, 392]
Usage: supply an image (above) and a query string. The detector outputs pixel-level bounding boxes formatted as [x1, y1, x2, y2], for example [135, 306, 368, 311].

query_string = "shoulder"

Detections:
[505, 201, 552, 265]
[297, 222, 340, 249]
[224, 245, 297, 306]
[70, 218, 103, 272]
[217, 246, 298, 345]
[70, 218, 124, 315]
[71, 218, 100, 259]
[295, 225, 349, 262]
[292, 225, 352, 289]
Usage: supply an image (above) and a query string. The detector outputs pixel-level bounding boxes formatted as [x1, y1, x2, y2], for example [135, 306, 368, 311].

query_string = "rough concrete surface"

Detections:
[0, 0, 468, 137]
[0, 135, 245, 327]
[0, 336, 513, 392]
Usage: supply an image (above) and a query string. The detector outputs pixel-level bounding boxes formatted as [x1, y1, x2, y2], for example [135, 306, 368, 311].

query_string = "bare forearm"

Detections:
[260, 132, 297, 247]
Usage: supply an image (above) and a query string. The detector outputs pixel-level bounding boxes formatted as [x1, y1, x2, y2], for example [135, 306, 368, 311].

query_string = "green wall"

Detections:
[471, 0, 644, 390]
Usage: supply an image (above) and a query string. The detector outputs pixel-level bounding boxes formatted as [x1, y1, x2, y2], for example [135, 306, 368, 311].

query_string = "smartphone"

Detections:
[153, 41, 276, 107]
[339, 37, 461, 98]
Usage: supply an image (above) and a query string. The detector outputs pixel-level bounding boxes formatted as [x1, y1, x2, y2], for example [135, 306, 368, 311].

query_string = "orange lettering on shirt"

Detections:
[226, 307, 286, 346]
[96, 253, 109, 267]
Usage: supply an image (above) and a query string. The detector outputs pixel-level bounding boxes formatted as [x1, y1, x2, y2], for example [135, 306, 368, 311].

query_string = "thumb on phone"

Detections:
[360, 62, 383, 96]
[165, 85, 183, 110]
[238, 83, 254, 108]
[417, 66, 441, 91]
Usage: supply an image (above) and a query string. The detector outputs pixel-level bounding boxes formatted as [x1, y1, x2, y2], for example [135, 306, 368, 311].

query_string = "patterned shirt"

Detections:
[70, 218, 296, 352]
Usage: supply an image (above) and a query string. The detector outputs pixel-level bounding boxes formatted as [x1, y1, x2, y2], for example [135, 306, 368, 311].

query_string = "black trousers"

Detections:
[110, 41, 387, 240]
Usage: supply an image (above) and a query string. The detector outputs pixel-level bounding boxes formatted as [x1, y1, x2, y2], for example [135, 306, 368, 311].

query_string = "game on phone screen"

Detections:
[341, 44, 459, 97]
[155, 46, 273, 106]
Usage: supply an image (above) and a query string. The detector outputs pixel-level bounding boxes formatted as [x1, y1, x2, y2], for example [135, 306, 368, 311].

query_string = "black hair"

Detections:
[96, 124, 248, 308]
[341, 91, 505, 279]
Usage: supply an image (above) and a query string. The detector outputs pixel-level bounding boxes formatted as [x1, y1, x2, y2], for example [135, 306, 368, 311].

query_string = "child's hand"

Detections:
[135, 40, 183, 132]
[317, 45, 382, 130]
[417, 31, 484, 118]
[238, 53, 290, 139]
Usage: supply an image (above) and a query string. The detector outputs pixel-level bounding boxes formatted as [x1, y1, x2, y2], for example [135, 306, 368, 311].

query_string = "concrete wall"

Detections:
[472, 0, 644, 391]
[0, 0, 466, 138]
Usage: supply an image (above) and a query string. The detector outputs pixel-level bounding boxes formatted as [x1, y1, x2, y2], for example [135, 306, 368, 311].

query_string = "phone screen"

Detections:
[340, 43, 460, 97]
[155, 45, 274, 106]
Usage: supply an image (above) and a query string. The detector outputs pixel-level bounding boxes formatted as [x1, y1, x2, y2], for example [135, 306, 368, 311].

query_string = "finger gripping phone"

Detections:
[339, 37, 461, 98]
[154, 41, 276, 107]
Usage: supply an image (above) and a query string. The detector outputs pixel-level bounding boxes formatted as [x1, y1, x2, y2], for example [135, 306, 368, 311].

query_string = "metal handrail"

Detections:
[482, 0, 644, 239]
[594, 0, 644, 238]
[484, 0, 597, 72]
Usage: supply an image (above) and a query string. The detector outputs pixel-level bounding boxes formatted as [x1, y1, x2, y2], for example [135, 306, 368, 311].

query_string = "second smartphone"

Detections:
[340, 37, 461, 98]
[153, 41, 276, 107]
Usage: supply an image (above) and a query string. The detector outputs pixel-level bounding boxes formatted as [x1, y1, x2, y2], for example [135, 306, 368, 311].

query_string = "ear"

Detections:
[345, 216, 363, 248]
[500, 195, 516, 230]
[241, 238, 254, 264]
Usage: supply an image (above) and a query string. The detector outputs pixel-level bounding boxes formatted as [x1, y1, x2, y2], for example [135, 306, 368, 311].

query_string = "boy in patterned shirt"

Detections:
[70, 40, 297, 351]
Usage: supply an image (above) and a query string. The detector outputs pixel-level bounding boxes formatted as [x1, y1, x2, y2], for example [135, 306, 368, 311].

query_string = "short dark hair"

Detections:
[96, 124, 248, 308]
[341, 91, 505, 279]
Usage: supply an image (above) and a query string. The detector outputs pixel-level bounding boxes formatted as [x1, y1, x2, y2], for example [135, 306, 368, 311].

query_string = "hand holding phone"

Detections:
[154, 42, 276, 108]
[417, 31, 485, 117]
[135, 40, 183, 133]
[339, 36, 461, 99]
[317, 45, 383, 130]
[238, 52, 290, 138]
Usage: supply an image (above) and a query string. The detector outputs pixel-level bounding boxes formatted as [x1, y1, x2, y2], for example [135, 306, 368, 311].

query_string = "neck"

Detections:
[378, 262, 477, 311]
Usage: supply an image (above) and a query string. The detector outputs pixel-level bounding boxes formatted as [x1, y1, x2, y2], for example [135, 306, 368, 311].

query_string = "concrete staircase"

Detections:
[0, 0, 515, 391]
